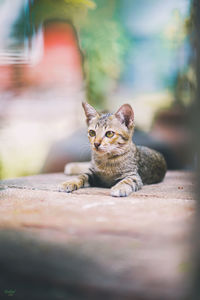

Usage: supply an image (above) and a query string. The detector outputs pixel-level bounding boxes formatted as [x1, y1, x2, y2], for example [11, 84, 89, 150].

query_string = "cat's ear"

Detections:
[115, 104, 134, 129]
[82, 102, 99, 125]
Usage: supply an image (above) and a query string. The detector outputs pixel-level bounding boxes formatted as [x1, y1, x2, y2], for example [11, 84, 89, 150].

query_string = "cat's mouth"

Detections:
[93, 146, 106, 154]
[93, 147, 103, 152]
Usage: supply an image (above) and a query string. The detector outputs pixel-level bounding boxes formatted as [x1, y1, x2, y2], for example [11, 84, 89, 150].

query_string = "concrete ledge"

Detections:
[0, 171, 196, 300]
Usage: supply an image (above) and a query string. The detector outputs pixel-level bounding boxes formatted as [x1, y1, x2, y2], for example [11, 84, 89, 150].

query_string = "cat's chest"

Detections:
[90, 161, 129, 187]
[89, 169, 120, 188]
[90, 150, 138, 187]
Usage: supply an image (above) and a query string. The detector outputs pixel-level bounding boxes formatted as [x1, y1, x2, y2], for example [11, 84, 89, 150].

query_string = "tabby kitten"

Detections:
[61, 102, 167, 197]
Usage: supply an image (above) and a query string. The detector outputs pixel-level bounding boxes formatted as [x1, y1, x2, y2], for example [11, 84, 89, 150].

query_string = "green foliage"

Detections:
[30, 0, 95, 26]
[80, 12, 129, 108]
[12, 0, 95, 41]
[79, 0, 130, 108]
[12, 0, 129, 108]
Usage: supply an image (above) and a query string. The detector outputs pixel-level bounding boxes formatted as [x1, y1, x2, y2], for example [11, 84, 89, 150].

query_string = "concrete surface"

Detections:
[0, 171, 196, 300]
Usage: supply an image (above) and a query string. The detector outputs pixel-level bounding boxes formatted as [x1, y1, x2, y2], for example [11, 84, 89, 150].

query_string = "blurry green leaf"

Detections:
[12, 0, 130, 108]
[80, 1, 130, 107]
[63, 0, 96, 9]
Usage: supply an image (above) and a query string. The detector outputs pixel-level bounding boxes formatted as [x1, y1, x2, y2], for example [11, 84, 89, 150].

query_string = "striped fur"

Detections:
[61, 103, 167, 197]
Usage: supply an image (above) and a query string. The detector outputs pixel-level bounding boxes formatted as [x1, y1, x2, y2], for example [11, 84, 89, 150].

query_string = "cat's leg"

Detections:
[60, 173, 90, 193]
[111, 173, 143, 197]
[64, 161, 91, 175]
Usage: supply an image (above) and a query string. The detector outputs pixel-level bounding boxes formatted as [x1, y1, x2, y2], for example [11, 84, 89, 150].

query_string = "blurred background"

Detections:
[0, 0, 194, 179]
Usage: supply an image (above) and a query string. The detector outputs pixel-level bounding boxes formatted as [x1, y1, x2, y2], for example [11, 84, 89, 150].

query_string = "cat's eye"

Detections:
[89, 130, 96, 137]
[105, 131, 115, 138]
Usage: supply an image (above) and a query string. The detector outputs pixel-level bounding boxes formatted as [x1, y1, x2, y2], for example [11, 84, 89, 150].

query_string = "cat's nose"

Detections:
[94, 142, 101, 149]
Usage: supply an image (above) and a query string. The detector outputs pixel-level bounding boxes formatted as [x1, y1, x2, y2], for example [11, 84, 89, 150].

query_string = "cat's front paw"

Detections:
[111, 183, 133, 197]
[59, 179, 81, 193]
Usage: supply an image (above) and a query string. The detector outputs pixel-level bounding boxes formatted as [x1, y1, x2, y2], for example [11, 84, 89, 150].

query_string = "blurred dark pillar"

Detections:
[187, 0, 200, 299]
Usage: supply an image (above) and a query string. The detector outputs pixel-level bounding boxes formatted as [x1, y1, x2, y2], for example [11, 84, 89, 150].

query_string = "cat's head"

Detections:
[82, 102, 134, 157]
